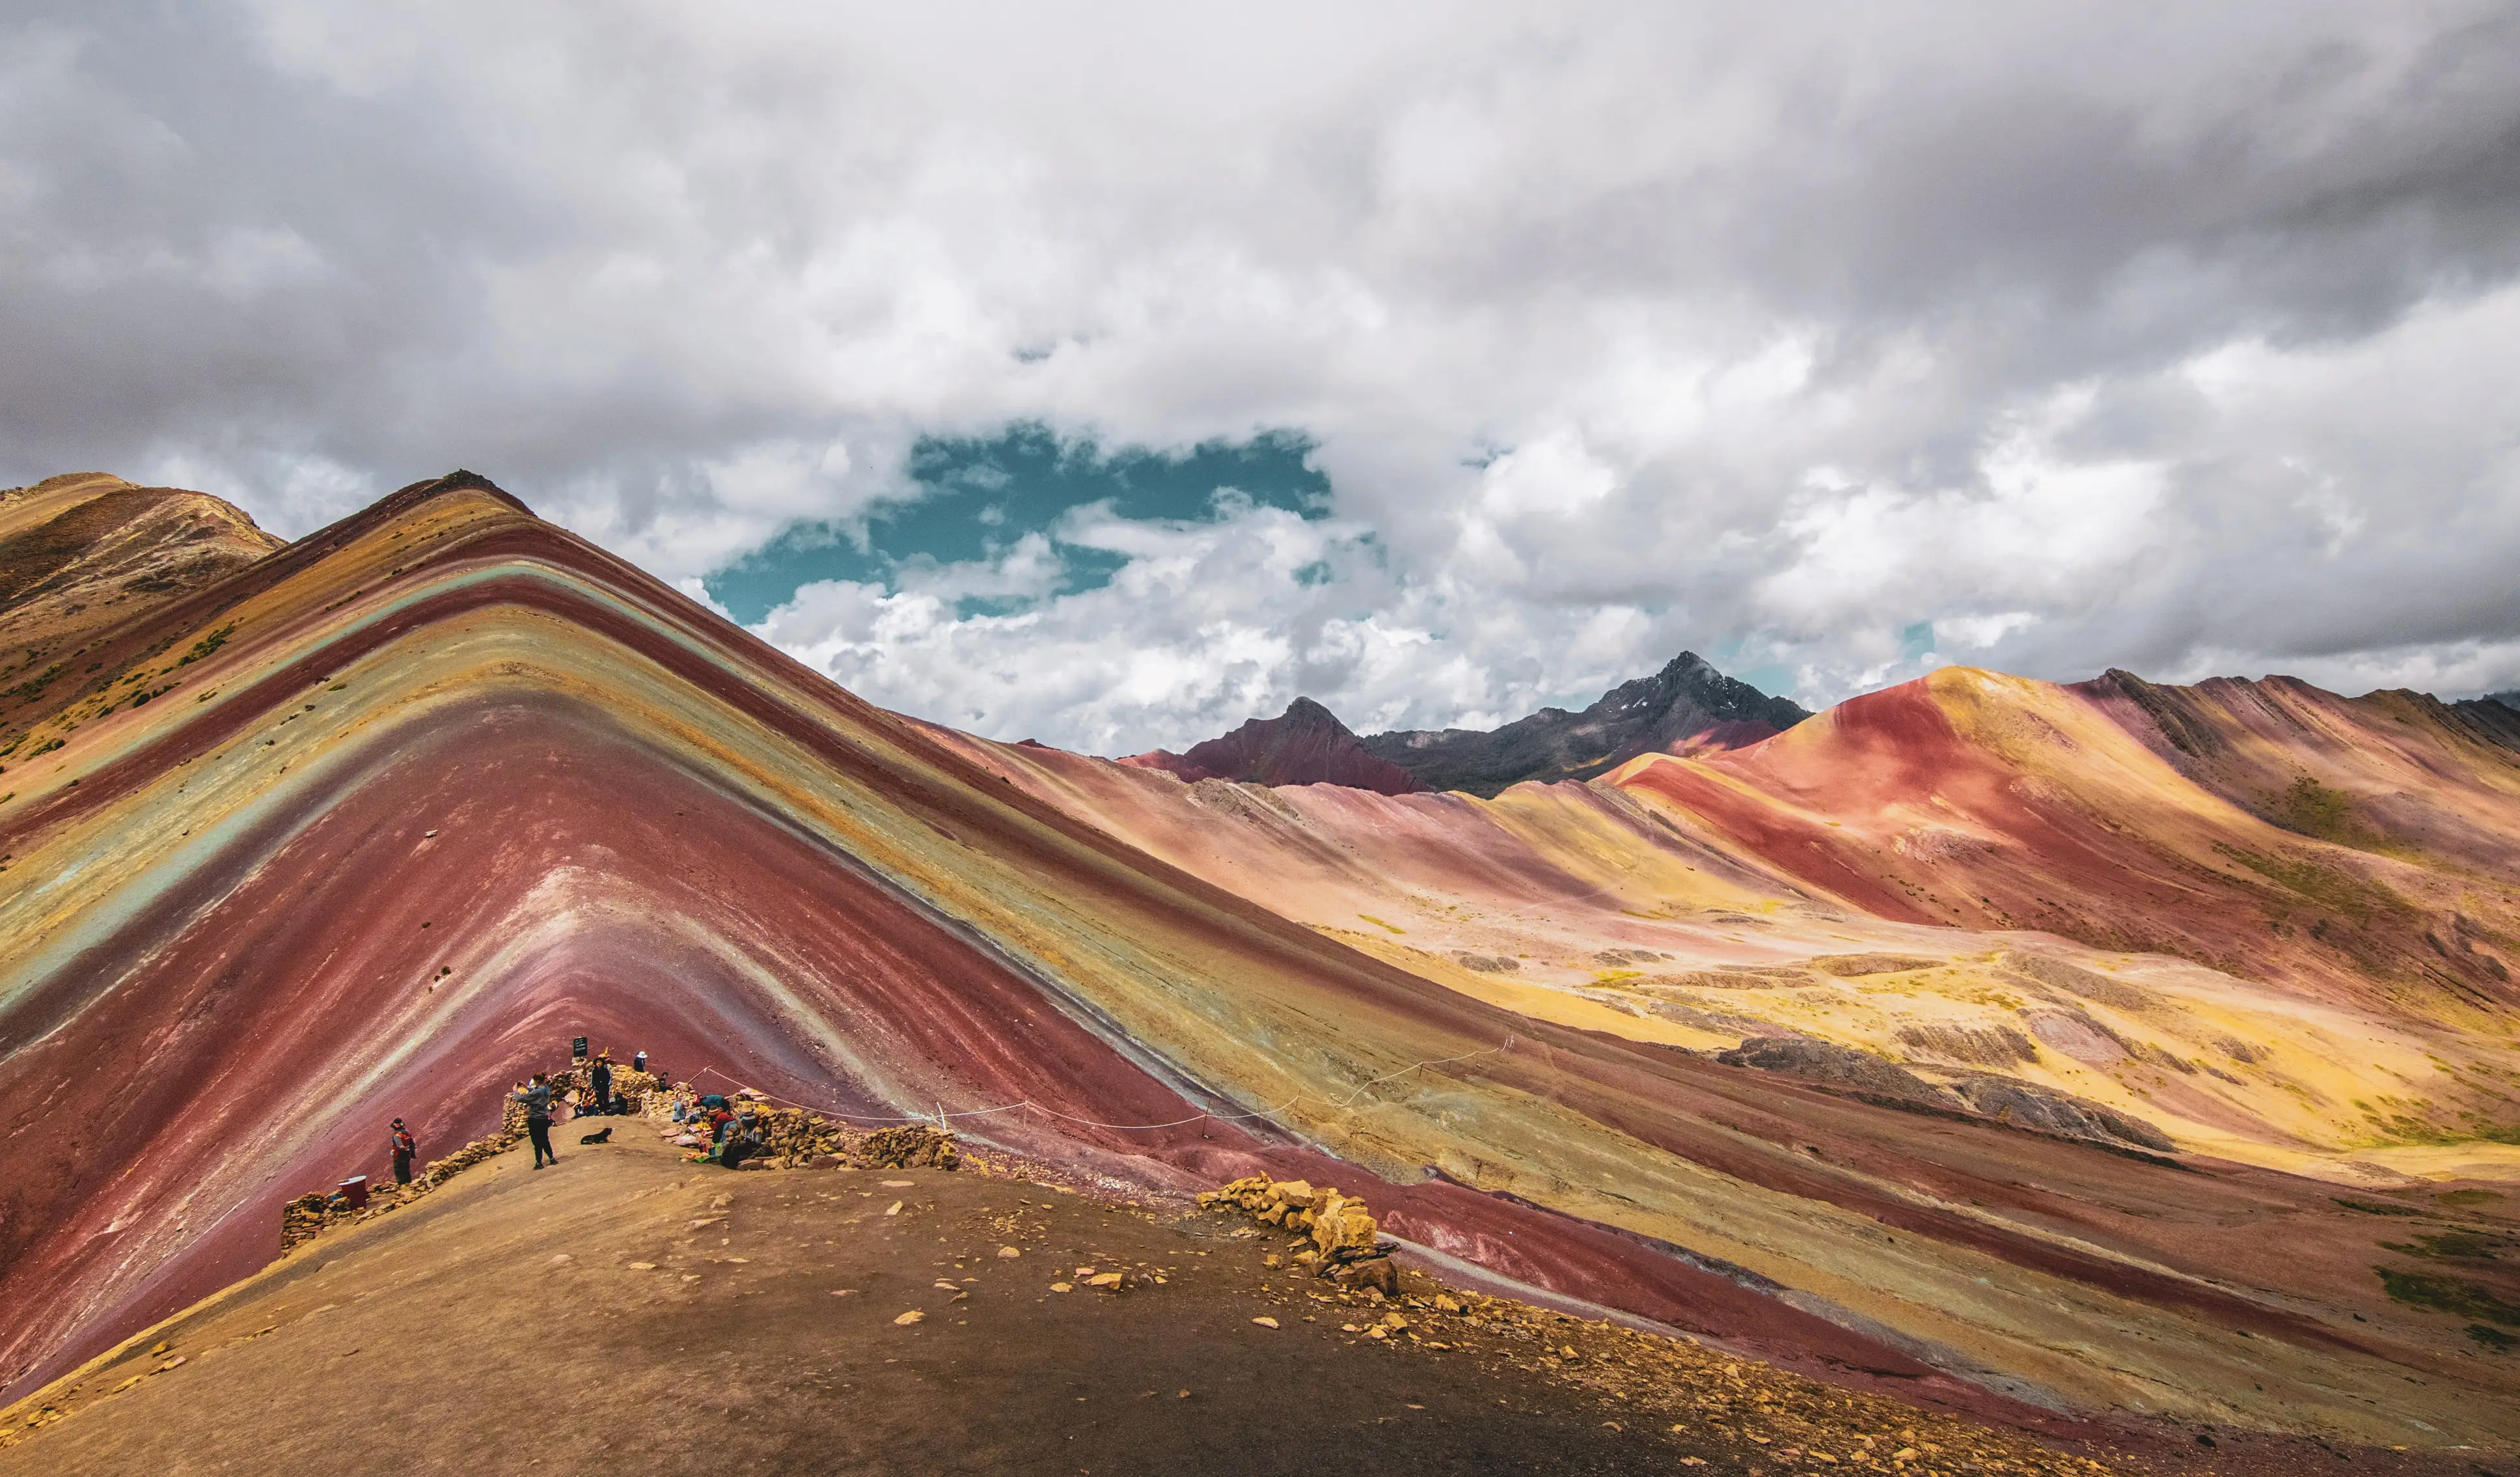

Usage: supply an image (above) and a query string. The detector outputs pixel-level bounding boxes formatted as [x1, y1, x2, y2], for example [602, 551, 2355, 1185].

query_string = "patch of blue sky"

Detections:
[1728, 662, 1798, 698]
[705, 423, 1331, 623]
[1703, 635, 1798, 705]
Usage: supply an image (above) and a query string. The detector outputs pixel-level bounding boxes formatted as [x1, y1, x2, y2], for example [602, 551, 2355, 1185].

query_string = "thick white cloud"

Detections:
[3, 1, 2518, 749]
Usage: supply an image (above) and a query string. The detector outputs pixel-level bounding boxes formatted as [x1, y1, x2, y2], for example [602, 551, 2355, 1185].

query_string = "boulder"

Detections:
[1330, 1256, 1399, 1297]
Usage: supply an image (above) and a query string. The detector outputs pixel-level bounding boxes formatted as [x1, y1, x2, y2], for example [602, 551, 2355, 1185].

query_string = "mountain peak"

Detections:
[1117, 697, 1425, 794]
[1115, 654, 1808, 797]
[1356, 652, 1808, 796]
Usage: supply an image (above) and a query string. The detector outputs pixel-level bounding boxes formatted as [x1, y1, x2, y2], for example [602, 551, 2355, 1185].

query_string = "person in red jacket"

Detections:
[388, 1118, 417, 1186]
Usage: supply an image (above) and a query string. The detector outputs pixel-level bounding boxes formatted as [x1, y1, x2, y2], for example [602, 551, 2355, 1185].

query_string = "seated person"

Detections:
[718, 1124, 767, 1170]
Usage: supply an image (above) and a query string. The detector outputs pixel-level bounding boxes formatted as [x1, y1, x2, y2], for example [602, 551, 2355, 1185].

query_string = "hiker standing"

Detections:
[589, 1053, 613, 1116]
[388, 1118, 417, 1185]
[512, 1073, 559, 1169]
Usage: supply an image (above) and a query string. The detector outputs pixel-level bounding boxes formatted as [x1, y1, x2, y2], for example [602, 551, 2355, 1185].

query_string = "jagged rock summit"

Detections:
[1359, 652, 1809, 796]
[1120, 654, 1808, 797]
[1119, 696, 1427, 794]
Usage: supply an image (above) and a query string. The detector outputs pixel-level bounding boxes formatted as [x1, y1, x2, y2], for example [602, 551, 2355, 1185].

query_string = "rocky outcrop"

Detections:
[1119, 697, 1426, 794]
[1715, 1036, 1958, 1107]
[1358, 652, 1809, 797]
[1943, 1076, 2176, 1152]
[1715, 1036, 2175, 1152]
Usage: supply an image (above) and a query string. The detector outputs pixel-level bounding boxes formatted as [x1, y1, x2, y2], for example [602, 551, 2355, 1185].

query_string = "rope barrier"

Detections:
[688, 1034, 1515, 1135]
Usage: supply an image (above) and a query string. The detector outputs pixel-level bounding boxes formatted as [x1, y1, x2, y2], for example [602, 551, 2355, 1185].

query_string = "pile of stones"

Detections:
[646, 1087, 960, 1172]
[559, 1062, 661, 1107]
[857, 1123, 960, 1170]
[1198, 1175, 1399, 1294]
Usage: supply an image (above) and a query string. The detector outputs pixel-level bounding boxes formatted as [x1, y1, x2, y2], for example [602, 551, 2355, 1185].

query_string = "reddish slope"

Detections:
[0, 476, 2021, 1420]
[1615, 667, 2520, 1017]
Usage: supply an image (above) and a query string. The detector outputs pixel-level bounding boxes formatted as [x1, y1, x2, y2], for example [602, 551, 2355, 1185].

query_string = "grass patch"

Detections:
[174, 622, 236, 668]
[2268, 774, 2366, 844]
[2333, 1197, 2426, 1217]
[2376, 1267, 2520, 1327]
[2217, 843, 2413, 926]
[3, 663, 64, 702]
[2379, 1230, 2509, 1261]
[2439, 1189, 2506, 1208]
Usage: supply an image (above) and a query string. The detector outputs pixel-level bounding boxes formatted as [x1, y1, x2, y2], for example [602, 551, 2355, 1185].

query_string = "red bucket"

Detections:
[337, 1176, 369, 1209]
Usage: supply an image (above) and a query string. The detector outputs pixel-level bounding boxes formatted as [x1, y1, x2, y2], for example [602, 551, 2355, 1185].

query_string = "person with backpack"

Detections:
[388, 1118, 417, 1185]
[512, 1073, 559, 1169]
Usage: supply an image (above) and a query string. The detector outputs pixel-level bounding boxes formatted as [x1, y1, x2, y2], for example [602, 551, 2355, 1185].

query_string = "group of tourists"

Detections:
[380, 1047, 655, 1181]
[672, 1092, 768, 1170]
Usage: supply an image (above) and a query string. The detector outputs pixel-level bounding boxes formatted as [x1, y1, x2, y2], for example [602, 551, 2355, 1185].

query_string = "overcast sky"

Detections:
[5, 2, 2518, 752]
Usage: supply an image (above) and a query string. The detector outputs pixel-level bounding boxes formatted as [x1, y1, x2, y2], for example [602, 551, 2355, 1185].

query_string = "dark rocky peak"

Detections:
[1357, 652, 1809, 797]
[2453, 691, 2520, 752]
[1116, 653, 1807, 799]
[1116, 697, 1427, 795]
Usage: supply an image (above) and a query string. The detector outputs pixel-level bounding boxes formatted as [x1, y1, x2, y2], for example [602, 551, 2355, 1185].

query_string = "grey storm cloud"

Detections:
[4, 1, 2518, 751]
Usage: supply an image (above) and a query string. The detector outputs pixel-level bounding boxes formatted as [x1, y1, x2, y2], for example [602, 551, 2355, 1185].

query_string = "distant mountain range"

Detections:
[1121, 652, 1810, 797]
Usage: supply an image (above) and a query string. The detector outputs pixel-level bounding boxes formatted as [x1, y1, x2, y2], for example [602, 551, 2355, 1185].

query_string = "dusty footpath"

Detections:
[2, 1132, 2507, 1477]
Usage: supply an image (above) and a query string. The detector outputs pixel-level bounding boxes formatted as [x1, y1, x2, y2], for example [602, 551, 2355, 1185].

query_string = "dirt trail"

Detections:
[0, 1131, 2498, 1476]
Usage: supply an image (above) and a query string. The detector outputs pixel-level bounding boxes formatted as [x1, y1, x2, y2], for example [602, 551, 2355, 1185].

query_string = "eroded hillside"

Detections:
[3, 473, 2515, 1466]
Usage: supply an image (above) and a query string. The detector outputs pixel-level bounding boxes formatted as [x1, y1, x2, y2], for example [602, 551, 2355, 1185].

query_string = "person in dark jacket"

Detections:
[718, 1116, 765, 1170]
[388, 1118, 417, 1185]
[512, 1073, 559, 1168]
[588, 1053, 613, 1116]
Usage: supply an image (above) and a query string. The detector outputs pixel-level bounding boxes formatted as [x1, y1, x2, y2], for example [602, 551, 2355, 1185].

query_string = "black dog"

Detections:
[578, 1125, 613, 1146]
